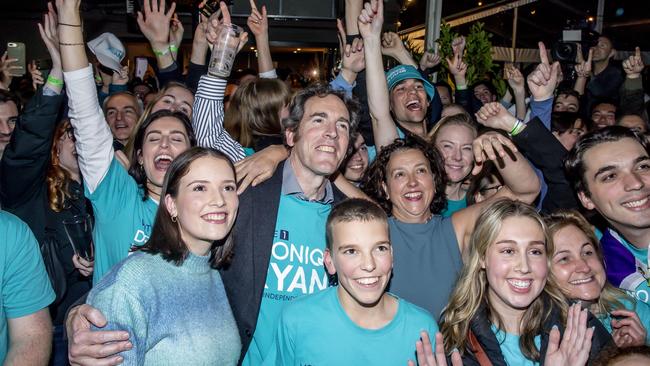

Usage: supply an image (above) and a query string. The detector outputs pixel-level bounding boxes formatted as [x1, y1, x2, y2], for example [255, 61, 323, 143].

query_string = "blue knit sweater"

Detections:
[87, 251, 241, 365]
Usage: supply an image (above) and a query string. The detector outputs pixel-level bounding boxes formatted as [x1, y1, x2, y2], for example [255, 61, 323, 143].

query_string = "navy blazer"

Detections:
[220, 159, 347, 362]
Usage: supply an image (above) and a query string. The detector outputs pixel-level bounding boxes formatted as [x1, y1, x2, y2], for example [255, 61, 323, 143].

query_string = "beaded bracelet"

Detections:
[59, 22, 82, 27]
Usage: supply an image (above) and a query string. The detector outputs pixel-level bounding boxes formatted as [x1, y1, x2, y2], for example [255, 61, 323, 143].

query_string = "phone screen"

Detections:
[135, 57, 148, 79]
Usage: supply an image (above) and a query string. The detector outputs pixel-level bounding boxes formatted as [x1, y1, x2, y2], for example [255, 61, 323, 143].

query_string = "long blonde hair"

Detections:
[440, 199, 568, 362]
[545, 210, 630, 316]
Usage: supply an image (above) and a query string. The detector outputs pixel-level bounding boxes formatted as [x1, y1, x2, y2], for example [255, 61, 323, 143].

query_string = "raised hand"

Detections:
[381, 32, 405, 60]
[475, 102, 517, 132]
[471, 130, 518, 174]
[28, 61, 45, 90]
[337, 19, 365, 75]
[446, 51, 468, 87]
[0, 52, 19, 90]
[169, 12, 184, 57]
[205, 2, 249, 53]
[357, 0, 383, 41]
[137, 0, 177, 51]
[527, 42, 560, 101]
[407, 331, 463, 366]
[112, 65, 130, 86]
[247, 0, 268, 39]
[451, 36, 466, 58]
[545, 303, 594, 366]
[38, 2, 62, 69]
[504, 63, 525, 93]
[574, 46, 593, 79]
[610, 309, 647, 348]
[622, 47, 644, 79]
[420, 49, 441, 71]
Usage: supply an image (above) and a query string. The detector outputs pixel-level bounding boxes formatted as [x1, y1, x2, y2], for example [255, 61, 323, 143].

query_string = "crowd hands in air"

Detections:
[1, 0, 650, 365]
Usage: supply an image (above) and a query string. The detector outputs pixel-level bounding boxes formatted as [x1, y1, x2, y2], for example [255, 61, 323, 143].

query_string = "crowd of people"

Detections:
[1, 0, 650, 365]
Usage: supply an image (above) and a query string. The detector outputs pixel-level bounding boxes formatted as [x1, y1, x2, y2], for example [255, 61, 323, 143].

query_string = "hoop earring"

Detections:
[171, 215, 177, 223]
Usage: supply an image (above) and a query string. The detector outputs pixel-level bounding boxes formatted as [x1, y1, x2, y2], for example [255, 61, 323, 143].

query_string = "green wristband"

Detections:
[46, 75, 64, 87]
[169, 44, 179, 52]
[510, 119, 526, 136]
[153, 47, 171, 56]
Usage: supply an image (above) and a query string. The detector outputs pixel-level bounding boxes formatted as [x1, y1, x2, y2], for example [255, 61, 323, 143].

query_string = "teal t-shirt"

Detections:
[242, 195, 331, 365]
[86, 158, 158, 284]
[263, 286, 439, 365]
[243, 147, 255, 157]
[491, 325, 541, 366]
[441, 197, 467, 218]
[598, 296, 650, 345]
[0, 211, 55, 362]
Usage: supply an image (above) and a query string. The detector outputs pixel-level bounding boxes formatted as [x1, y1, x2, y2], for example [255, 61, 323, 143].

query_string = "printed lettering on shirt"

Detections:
[264, 239, 328, 300]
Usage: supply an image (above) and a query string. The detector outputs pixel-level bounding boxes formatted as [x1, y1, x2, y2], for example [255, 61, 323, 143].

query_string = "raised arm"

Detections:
[527, 42, 560, 128]
[331, 19, 365, 98]
[619, 47, 646, 116]
[1, 5, 65, 205]
[476, 102, 578, 212]
[504, 63, 527, 120]
[58, 0, 114, 194]
[247, 0, 274, 76]
[137, 0, 177, 70]
[192, 1, 247, 162]
[358, 0, 399, 152]
[452, 103, 541, 254]
[573, 46, 592, 96]
[381, 32, 417, 67]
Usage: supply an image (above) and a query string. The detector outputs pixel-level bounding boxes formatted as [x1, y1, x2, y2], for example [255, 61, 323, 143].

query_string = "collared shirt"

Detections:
[281, 159, 334, 204]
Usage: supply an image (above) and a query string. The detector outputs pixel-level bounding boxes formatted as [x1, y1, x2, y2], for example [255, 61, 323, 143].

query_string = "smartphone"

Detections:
[135, 57, 149, 79]
[34, 58, 53, 81]
[7, 42, 26, 77]
[199, 0, 233, 18]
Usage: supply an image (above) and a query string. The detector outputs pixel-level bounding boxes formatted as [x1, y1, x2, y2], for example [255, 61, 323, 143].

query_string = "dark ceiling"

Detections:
[2, 0, 649, 56]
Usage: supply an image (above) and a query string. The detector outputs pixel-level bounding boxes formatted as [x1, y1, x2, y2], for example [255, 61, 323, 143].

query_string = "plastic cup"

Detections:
[62, 214, 94, 261]
[208, 23, 243, 78]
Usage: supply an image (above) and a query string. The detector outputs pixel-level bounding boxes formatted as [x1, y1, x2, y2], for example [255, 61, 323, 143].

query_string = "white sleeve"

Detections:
[64, 64, 115, 194]
[192, 75, 246, 162]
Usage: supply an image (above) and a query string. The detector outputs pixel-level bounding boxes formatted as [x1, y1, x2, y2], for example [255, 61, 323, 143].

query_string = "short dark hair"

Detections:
[325, 198, 388, 251]
[551, 112, 582, 134]
[590, 98, 618, 114]
[137, 147, 236, 269]
[471, 80, 497, 98]
[282, 83, 360, 145]
[128, 109, 197, 199]
[555, 88, 580, 101]
[362, 135, 448, 215]
[565, 126, 649, 196]
[0, 89, 21, 112]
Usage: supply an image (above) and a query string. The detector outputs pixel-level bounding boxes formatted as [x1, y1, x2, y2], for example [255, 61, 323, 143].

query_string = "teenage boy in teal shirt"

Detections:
[263, 199, 439, 365]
